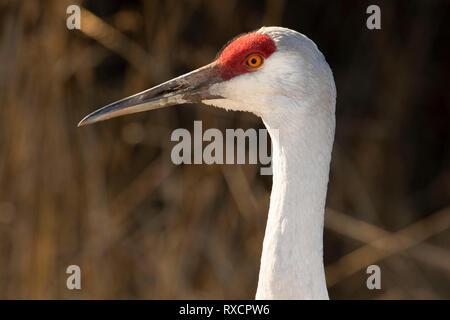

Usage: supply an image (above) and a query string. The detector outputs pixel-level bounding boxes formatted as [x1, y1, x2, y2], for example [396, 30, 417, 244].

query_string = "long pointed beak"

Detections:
[78, 62, 223, 127]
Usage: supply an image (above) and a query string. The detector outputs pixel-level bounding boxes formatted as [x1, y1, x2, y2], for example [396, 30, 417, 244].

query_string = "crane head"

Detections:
[78, 26, 333, 127]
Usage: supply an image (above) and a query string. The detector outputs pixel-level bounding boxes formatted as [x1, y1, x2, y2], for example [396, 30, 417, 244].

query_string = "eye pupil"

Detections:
[251, 58, 257, 64]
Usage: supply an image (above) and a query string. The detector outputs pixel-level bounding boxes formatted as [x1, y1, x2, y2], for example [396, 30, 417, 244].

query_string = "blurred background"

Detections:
[0, 0, 449, 299]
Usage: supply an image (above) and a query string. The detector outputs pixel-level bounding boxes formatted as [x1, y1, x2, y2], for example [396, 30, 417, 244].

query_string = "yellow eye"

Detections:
[246, 54, 263, 68]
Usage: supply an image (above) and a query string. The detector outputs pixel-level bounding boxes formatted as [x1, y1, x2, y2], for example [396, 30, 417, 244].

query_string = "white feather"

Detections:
[205, 27, 336, 299]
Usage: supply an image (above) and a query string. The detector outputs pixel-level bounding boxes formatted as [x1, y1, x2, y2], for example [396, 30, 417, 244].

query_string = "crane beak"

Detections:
[78, 62, 223, 127]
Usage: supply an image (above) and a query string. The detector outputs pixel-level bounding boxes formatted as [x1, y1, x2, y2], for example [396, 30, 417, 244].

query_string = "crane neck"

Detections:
[256, 109, 335, 299]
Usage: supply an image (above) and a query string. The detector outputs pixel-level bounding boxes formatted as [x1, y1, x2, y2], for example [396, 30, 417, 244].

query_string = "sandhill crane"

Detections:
[79, 26, 336, 300]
